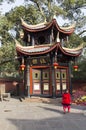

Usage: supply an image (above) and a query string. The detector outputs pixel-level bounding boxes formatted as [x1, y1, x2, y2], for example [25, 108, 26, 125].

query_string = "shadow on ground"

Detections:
[7, 112, 86, 130]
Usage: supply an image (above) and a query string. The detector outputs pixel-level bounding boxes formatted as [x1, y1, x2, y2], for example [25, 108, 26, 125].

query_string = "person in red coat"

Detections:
[62, 89, 71, 113]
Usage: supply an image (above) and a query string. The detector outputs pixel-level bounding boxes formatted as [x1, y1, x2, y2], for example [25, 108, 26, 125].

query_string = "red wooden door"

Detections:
[32, 69, 41, 94]
[42, 68, 50, 95]
[55, 68, 69, 95]
[32, 68, 51, 95]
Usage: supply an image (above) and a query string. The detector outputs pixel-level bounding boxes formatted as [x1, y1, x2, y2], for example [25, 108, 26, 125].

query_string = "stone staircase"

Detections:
[21, 96, 62, 105]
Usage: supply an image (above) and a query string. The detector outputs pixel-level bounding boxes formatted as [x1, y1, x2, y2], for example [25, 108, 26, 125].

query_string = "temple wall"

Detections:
[0, 78, 86, 97]
[0, 78, 24, 96]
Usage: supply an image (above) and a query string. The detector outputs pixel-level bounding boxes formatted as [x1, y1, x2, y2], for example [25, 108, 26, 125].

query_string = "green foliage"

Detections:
[0, 16, 13, 44]
[5, 6, 26, 24]
[21, 5, 43, 24]
[0, 42, 20, 77]
[64, 33, 84, 48]
[73, 58, 86, 80]
[61, 0, 86, 32]
[72, 45, 86, 81]
[83, 36, 86, 43]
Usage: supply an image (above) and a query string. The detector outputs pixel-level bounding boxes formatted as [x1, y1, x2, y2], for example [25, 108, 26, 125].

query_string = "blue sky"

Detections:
[0, 0, 25, 14]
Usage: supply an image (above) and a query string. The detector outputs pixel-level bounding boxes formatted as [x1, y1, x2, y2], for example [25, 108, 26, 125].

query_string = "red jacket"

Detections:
[62, 93, 71, 105]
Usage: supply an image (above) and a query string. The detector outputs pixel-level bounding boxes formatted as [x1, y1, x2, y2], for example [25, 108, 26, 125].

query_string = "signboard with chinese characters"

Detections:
[28, 56, 50, 66]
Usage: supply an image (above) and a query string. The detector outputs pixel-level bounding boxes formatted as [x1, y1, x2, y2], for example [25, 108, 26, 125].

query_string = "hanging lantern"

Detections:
[20, 57, 25, 71]
[20, 64, 25, 71]
[53, 62, 58, 69]
[73, 65, 78, 71]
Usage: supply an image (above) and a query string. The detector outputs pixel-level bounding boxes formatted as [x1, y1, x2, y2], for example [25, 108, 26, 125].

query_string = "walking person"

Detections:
[62, 89, 71, 114]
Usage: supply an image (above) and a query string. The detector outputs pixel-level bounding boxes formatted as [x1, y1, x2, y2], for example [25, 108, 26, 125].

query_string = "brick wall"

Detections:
[0, 78, 24, 96]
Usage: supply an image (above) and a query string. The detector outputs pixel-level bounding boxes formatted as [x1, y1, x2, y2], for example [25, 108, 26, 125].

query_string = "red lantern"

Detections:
[73, 65, 78, 71]
[53, 62, 58, 69]
[20, 64, 25, 71]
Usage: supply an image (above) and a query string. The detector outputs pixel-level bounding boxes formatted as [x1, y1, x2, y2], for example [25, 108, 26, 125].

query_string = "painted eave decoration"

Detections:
[21, 18, 75, 34]
[15, 40, 83, 56]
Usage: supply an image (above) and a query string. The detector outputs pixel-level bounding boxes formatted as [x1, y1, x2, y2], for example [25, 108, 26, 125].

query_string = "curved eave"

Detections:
[22, 20, 53, 33]
[53, 19, 75, 35]
[59, 44, 82, 57]
[16, 43, 56, 56]
[21, 18, 75, 34]
[16, 42, 82, 57]
[21, 18, 53, 32]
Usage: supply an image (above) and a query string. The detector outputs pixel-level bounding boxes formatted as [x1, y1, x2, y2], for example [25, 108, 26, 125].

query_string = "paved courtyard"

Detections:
[0, 97, 86, 130]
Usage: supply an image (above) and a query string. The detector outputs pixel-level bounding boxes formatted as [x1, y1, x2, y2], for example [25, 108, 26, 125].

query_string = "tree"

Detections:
[0, 11, 19, 77]
[0, 41, 20, 77]
[4, 0, 86, 37]
[1, 1, 86, 29]
[0, 15, 13, 44]
[23, 0, 86, 35]
[72, 35, 86, 81]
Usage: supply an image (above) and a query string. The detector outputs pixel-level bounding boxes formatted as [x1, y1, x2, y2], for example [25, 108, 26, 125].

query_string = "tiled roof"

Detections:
[62, 44, 83, 54]
[21, 18, 75, 34]
[19, 45, 50, 53]
[15, 40, 83, 57]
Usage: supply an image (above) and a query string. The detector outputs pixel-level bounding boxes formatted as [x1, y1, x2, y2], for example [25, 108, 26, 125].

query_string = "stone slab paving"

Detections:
[0, 97, 86, 130]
